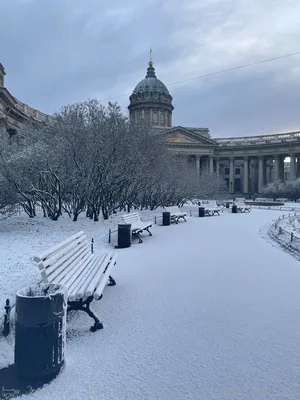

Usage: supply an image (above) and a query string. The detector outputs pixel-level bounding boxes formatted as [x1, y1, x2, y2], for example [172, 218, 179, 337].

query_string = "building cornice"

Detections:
[0, 87, 54, 126]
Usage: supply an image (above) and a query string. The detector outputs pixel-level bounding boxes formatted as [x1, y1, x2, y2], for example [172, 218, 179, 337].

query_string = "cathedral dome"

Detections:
[128, 60, 174, 127]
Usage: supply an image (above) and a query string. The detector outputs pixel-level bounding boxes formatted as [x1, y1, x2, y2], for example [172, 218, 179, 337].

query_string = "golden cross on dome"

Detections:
[149, 48, 153, 67]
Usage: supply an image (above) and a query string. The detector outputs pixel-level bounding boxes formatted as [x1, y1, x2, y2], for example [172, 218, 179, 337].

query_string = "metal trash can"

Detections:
[15, 284, 67, 379]
[226, 202, 230, 208]
[162, 211, 171, 226]
[198, 207, 205, 217]
[117, 223, 131, 248]
[232, 205, 237, 213]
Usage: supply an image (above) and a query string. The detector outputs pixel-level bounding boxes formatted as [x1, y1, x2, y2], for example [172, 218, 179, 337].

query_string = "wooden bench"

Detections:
[122, 212, 152, 243]
[205, 202, 221, 216]
[164, 206, 187, 223]
[33, 231, 117, 332]
[235, 201, 251, 213]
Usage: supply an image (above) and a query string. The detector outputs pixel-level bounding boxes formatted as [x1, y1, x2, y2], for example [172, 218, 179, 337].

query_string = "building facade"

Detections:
[0, 64, 52, 135]
[128, 60, 300, 194]
[1, 61, 300, 195]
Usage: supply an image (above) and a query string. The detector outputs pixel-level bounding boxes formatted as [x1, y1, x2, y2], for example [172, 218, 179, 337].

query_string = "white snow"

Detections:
[17, 284, 67, 298]
[1, 208, 300, 399]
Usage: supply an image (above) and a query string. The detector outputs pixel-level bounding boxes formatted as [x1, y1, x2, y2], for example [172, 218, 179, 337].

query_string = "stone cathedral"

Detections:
[128, 59, 300, 195]
[1, 60, 300, 195]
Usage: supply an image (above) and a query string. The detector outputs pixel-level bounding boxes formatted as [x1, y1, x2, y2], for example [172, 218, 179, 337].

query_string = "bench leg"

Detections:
[108, 275, 116, 286]
[68, 297, 103, 332]
[145, 227, 152, 236]
[133, 231, 143, 243]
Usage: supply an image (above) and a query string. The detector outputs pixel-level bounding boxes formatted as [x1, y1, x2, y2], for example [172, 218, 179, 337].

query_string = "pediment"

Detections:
[167, 131, 198, 143]
[165, 126, 217, 146]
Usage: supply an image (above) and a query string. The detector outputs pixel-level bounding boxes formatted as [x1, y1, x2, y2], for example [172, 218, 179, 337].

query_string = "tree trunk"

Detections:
[102, 205, 109, 220]
[73, 213, 79, 222]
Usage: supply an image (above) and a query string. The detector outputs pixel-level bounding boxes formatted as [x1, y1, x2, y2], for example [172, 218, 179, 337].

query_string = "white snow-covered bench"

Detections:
[164, 206, 187, 223]
[234, 200, 251, 213]
[204, 201, 221, 216]
[33, 231, 117, 332]
[122, 212, 152, 243]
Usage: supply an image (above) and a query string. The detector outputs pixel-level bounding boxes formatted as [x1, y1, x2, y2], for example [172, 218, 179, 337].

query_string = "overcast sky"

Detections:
[1, 0, 300, 137]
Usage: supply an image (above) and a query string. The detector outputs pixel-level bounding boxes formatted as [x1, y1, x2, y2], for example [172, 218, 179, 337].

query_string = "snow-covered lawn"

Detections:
[2, 208, 300, 399]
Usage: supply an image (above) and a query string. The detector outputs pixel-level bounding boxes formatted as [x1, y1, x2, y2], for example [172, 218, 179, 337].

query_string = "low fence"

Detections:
[0, 299, 12, 338]
[269, 213, 300, 257]
[252, 205, 300, 212]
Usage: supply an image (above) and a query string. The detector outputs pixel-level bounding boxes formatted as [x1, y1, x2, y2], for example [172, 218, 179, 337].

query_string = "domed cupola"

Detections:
[128, 57, 174, 127]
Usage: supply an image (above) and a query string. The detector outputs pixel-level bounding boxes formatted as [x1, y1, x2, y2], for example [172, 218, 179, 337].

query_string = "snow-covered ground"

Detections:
[2, 208, 300, 399]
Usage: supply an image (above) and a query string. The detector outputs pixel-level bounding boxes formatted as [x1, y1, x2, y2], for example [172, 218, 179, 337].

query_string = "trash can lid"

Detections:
[16, 283, 67, 298]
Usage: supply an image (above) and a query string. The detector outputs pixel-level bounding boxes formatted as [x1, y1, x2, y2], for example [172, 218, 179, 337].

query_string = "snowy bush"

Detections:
[261, 178, 300, 201]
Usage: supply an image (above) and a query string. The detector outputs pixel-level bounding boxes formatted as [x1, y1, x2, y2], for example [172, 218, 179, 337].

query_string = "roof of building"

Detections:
[132, 61, 171, 97]
[129, 61, 173, 110]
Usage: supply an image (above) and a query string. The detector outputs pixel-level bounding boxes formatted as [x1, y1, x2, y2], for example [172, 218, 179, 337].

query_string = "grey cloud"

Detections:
[1, 0, 300, 136]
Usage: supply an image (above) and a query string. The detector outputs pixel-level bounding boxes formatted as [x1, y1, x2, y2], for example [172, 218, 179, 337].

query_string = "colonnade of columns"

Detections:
[193, 153, 300, 194]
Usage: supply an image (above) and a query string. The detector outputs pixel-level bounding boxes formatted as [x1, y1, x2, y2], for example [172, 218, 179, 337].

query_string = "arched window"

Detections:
[153, 111, 158, 124]
[160, 112, 165, 125]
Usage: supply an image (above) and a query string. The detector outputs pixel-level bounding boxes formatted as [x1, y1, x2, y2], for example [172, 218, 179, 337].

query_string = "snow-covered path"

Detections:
[5, 210, 300, 399]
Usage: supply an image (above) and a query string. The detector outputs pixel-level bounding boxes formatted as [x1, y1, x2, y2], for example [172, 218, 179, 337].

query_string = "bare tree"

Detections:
[0, 100, 228, 222]
[0, 175, 18, 219]
[196, 171, 228, 200]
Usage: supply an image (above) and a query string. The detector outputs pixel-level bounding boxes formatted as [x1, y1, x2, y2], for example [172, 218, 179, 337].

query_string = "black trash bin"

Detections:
[232, 204, 237, 213]
[15, 283, 67, 380]
[162, 211, 171, 226]
[117, 223, 131, 248]
[198, 207, 205, 217]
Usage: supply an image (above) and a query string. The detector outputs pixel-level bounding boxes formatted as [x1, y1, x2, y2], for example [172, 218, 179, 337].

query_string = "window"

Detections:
[160, 112, 165, 125]
[153, 111, 158, 124]
[225, 167, 230, 175]
[235, 168, 241, 175]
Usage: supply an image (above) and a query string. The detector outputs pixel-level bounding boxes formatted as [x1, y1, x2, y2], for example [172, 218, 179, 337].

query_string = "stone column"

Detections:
[274, 156, 280, 181]
[243, 156, 249, 194]
[290, 153, 296, 180]
[209, 156, 214, 173]
[265, 159, 272, 184]
[250, 158, 258, 193]
[297, 156, 300, 178]
[229, 157, 235, 194]
[258, 156, 264, 193]
[279, 156, 285, 181]
[215, 157, 220, 175]
[196, 155, 201, 179]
